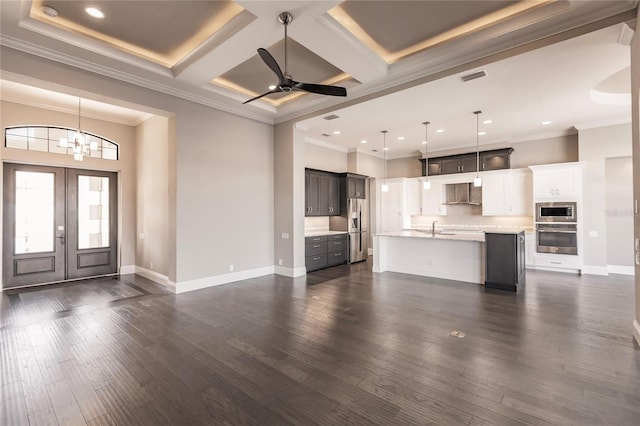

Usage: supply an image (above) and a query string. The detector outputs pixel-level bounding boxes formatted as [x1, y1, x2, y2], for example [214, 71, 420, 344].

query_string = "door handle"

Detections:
[56, 233, 65, 245]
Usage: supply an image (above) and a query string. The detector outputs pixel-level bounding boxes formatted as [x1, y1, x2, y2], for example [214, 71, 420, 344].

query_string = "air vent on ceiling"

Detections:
[371, 149, 378, 152]
[321, 133, 331, 137]
[324, 114, 340, 120]
[459, 70, 487, 82]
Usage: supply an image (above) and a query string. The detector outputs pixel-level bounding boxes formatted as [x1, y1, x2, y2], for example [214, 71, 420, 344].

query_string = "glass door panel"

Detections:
[14, 171, 55, 254]
[77, 175, 110, 249]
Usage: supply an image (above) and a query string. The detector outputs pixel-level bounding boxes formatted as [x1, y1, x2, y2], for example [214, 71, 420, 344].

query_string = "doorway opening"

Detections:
[3, 163, 118, 289]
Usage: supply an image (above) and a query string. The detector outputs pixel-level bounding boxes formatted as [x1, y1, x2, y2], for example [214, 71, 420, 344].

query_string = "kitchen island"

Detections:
[373, 230, 486, 284]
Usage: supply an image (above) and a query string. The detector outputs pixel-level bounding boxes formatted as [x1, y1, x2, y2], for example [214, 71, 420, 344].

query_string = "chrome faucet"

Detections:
[432, 220, 438, 236]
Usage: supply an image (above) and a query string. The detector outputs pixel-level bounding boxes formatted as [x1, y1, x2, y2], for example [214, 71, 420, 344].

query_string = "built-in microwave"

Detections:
[535, 202, 577, 223]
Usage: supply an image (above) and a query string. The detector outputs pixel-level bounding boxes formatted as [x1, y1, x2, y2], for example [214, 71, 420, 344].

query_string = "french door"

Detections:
[3, 163, 117, 289]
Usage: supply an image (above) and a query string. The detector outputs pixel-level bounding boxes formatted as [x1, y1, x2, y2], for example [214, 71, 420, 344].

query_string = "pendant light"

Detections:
[59, 98, 97, 161]
[422, 121, 431, 190]
[473, 110, 482, 187]
[381, 130, 389, 192]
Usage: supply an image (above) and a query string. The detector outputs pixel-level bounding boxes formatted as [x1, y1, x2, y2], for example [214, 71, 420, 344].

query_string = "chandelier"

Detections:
[59, 98, 98, 161]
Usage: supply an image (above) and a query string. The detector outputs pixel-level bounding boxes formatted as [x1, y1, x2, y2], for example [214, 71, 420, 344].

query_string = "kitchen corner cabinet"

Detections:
[482, 169, 532, 216]
[529, 163, 583, 200]
[305, 169, 340, 216]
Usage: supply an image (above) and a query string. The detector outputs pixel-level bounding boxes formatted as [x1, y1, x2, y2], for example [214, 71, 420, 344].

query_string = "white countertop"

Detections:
[376, 230, 485, 242]
[305, 230, 349, 237]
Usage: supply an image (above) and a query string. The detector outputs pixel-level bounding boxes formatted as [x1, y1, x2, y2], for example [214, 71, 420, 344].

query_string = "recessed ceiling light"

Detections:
[85, 7, 105, 19]
[436, 129, 444, 133]
[483, 119, 493, 124]
[333, 130, 341, 135]
[268, 85, 276, 90]
[41, 6, 59, 17]
[421, 141, 428, 145]
[397, 136, 405, 140]
[542, 120, 552, 125]
[383, 147, 389, 151]
[478, 131, 486, 136]
[360, 140, 367, 144]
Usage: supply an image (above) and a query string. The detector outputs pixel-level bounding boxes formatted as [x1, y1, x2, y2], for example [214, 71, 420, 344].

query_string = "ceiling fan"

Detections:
[243, 12, 347, 104]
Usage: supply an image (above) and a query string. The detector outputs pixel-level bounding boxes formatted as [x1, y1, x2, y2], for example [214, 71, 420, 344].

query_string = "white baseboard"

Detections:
[274, 266, 306, 277]
[119, 265, 136, 275]
[633, 319, 640, 346]
[607, 265, 635, 276]
[135, 266, 169, 286]
[581, 265, 609, 276]
[170, 266, 275, 294]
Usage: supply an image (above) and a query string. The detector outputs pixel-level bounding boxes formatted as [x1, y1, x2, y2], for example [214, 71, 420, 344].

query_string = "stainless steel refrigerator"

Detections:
[347, 198, 368, 263]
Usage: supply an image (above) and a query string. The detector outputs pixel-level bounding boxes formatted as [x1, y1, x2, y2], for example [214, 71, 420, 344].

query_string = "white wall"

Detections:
[305, 142, 347, 172]
[579, 123, 632, 272]
[630, 8, 640, 344]
[387, 156, 422, 178]
[1, 46, 275, 292]
[0, 101, 137, 285]
[605, 156, 633, 269]
[135, 115, 169, 278]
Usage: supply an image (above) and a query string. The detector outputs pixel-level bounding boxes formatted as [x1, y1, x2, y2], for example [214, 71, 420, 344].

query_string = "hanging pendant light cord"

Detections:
[382, 130, 388, 184]
[422, 121, 430, 179]
[78, 98, 81, 133]
[474, 110, 481, 178]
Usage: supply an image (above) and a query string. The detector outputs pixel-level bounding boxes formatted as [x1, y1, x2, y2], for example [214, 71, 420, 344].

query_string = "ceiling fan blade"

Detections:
[294, 82, 347, 97]
[242, 89, 281, 104]
[257, 48, 285, 83]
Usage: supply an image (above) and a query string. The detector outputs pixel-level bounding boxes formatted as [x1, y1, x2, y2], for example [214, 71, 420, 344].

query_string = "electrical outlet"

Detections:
[278, 258, 283, 265]
[229, 264, 234, 272]
[139, 233, 145, 240]
[150, 262, 153, 270]
[282, 232, 289, 239]
[589, 231, 598, 238]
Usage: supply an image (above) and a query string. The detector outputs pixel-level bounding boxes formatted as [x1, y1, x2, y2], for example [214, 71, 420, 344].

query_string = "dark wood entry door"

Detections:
[3, 163, 118, 289]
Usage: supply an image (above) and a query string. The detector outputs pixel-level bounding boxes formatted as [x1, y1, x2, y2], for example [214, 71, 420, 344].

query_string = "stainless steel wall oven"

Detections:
[536, 223, 577, 255]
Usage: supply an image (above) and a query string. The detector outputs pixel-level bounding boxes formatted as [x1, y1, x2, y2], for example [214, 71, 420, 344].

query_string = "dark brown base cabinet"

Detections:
[485, 231, 526, 292]
[305, 234, 348, 272]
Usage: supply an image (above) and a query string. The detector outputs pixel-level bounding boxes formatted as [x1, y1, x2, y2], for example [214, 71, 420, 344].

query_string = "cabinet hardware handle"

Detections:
[335, 253, 341, 256]
[313, 257, 321, 260]
[550, 261, 561, 264]
[313, 244, 321, 248]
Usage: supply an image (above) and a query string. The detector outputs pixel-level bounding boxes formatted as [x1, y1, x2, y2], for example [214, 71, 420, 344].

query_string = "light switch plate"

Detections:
[282, 232, 289, 239]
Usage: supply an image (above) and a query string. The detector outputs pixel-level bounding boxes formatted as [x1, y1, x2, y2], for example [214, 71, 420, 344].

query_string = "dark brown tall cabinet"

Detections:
[305, 169, 340, 216]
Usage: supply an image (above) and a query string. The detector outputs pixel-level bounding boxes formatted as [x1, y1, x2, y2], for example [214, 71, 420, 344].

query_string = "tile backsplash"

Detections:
[305, 216, 330, 233]
[412, 214, 533, 231]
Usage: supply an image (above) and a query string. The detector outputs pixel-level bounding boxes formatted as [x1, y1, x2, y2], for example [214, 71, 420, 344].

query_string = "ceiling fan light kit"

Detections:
[243, 12, 347, 104]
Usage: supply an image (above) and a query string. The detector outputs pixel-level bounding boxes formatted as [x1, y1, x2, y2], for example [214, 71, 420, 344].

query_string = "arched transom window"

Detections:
[4, 126, 119, 161]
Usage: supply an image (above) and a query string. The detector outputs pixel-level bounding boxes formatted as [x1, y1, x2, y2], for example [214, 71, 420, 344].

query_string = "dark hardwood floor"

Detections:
[1, 261, 639, 425]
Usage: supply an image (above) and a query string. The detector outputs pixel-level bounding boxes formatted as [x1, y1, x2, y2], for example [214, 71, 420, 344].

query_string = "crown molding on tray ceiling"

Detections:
[0, 36, 276, 125]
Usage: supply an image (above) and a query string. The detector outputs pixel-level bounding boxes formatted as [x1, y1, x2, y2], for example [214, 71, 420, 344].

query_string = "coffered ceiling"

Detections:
[1, 0, 637, 125]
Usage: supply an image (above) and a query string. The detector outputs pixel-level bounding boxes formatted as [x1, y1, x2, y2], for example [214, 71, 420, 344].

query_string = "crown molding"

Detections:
[0, 36, 275, 125]
[305, 136, 348, 153]
[573, 117, 632, 131]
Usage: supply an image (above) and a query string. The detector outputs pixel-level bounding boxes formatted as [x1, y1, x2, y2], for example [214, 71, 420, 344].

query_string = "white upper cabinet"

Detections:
[482, 169, 532, 216]
[421, 179, 446, 216]
[403, 178, 422, 216]
[530, 163, 583, 201]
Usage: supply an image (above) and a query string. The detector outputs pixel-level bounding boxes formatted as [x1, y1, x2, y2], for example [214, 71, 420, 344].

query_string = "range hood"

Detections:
[445, 183, 482, 205]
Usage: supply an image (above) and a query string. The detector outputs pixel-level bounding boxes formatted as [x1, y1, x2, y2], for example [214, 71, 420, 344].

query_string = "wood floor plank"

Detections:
[0, 268, 638, 425]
